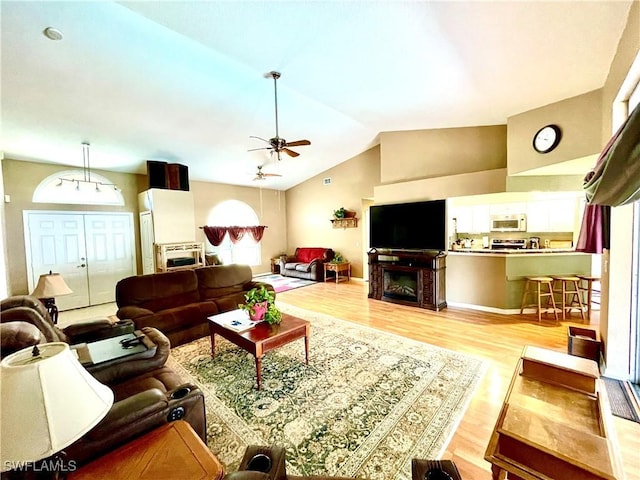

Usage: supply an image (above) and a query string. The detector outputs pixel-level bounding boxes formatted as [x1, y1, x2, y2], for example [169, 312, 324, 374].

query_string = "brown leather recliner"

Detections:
[0, 295, 207, 468]
[225, 446, 462, 480]
[0, 295, 134, 355]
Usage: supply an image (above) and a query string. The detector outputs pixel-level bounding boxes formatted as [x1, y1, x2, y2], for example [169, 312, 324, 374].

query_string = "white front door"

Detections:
[84, 214, 135, 305]
[25, 211, 135, 310]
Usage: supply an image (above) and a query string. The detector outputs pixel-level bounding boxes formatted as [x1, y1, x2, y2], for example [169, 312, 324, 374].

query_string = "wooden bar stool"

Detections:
[577, 275, 601, 322]
[520, 276, 558, 323]
[552, 275, 585, 321]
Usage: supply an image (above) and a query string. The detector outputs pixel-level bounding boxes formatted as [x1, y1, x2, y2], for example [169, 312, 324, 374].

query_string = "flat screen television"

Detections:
[369, 200, 447, 251]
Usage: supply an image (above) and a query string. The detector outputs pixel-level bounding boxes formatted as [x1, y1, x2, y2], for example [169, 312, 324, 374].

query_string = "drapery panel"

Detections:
[201, 225, 267, 246]
[584, 102, 640, 207]
[576, 103, 639, 253]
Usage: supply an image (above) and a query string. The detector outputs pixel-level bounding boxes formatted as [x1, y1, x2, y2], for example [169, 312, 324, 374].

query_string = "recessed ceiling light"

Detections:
[43, 27, 63, 41]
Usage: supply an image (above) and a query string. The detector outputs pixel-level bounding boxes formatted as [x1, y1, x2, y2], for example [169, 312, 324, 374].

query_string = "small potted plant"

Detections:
[330, 252, 346, 264]
[333, 207, 346, 219]
[238, 285, 282, 324]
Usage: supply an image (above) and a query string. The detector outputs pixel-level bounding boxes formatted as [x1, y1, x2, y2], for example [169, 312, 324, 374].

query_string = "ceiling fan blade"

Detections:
[285, 139, 311, 147]
[249, 135, 270, 144]
[282, 148, 300, 157]
[248, 147, 273, 152]
[264, 173, 283, 177]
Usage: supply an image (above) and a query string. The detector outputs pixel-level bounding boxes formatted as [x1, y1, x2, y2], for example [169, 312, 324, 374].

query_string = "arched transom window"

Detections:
[33, 170, 124, 206]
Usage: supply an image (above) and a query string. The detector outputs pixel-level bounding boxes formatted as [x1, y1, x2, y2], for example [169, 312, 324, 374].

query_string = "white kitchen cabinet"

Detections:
[526, 198, 576, 233]
[452, 206, 473, 233]
[452, 205, 490, 234]
[138, 189, 196, 244]
[138, 189, 197, 272]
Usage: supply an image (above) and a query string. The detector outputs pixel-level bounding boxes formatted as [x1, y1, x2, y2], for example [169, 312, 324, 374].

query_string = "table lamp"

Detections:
[30, 272, 73, 324]
[1, 343, 114, 477]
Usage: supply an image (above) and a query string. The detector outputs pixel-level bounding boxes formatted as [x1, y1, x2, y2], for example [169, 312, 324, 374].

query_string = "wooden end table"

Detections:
[69, 420, 223, 480]
[324, 262, 351, 283]
[208, 312, 310, 390]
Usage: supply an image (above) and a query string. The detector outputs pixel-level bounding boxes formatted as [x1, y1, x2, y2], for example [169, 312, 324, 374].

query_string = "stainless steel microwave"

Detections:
[490, 214, 527, 232]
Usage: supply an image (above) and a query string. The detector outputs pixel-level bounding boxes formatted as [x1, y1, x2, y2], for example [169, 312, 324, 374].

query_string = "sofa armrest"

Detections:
[63, 318, 134, 344]
[117, 306, 154, 320]
[90, 388, 169, 437]
[243, 281, 275, 295]
[279, 254, 296, 267]
[90, 327, 171, 385]
[307, 258, 323, 268]
[67, 383, 205, 467]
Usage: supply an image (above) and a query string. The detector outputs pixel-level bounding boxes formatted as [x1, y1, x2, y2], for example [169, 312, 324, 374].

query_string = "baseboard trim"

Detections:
[446, 301, 522, 315]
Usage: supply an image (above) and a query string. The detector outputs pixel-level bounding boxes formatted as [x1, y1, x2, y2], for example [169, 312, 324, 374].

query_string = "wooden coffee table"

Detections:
[208, 312, 310, 390]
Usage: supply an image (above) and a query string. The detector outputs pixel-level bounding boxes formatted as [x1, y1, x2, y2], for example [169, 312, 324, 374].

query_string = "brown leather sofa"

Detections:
[278, 248, 335, 282]
[0, 295, 207, 468]
[115, 264, 274, 347]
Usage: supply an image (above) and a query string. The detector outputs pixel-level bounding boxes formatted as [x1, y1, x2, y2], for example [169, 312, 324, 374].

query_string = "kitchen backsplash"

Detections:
[452, 231, 574, 250]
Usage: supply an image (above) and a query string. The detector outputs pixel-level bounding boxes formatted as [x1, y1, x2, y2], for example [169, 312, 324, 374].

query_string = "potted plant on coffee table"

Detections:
[238, 285, 282, 325]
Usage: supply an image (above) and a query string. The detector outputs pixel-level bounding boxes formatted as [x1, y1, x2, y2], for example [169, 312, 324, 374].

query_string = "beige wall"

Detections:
[190, 180, 287, 275]
[379, 125, 507, 184]
[507, 89, 603, 175]
[374, 168, 507, 205]
[2, 158, 146, 295]
[285, 146, 380, 279]
[2, 158, 289, 295]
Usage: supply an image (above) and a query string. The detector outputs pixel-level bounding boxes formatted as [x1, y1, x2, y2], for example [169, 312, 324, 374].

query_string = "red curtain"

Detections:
[201, 225, 267, 245]
[228, 227, 246, 244]
[202, 226, 228, 246]
[247, 226, 266, 242]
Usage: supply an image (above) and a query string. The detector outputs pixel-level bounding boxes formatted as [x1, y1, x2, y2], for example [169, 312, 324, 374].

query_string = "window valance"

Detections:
[200, 225, 267, 246]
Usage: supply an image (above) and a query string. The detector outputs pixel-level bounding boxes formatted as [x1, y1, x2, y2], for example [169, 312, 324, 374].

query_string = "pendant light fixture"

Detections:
[57, 143, 120, 192]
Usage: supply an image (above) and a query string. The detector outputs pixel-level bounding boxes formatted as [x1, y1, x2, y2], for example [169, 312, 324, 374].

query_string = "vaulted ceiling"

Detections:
[1, 1, 633, 190]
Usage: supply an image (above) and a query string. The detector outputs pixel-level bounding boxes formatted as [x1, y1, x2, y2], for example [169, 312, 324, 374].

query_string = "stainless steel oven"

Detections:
[490, 214, 527, 232]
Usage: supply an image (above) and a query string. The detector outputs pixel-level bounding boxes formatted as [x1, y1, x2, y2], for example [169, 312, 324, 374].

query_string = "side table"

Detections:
[68, 420, 224, 480]
[270, 257, 281, 274]
[324, 262, 351, 283]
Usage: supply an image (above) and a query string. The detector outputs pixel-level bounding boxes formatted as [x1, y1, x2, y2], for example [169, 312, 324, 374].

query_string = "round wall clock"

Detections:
[532, 124, 562, 153]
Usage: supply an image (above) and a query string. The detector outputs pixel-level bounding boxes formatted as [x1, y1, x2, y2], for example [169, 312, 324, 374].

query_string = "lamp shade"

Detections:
[0, 343, 114, 471]
[30, 273, 73, 298]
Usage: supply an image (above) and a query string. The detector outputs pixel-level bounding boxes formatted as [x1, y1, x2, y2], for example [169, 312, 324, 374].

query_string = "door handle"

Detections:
[77, 263, 86, 268]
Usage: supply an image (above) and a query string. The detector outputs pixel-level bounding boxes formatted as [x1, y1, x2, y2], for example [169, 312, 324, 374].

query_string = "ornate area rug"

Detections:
[253, 274, 316, 293]
[168, 304, 486, 479]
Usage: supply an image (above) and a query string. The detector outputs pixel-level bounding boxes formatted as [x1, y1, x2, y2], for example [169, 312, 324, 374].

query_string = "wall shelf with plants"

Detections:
[331, 207, 358, 229]
[331, 218, 358, 229]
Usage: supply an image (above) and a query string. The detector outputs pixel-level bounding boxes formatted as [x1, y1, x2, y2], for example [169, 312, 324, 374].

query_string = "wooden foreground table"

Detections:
[484, 345, 624, 480]
[69, 421, 223, 480]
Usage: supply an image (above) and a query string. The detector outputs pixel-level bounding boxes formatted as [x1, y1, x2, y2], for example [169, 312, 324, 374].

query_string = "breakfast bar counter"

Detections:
[446, 250, 593, 312]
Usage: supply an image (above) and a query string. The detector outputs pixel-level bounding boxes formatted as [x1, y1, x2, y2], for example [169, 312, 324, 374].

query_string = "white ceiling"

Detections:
[0, 1, 633, 190]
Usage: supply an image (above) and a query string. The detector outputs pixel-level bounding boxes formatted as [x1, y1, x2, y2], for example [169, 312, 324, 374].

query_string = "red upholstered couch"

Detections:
[278, 247, 334, 282]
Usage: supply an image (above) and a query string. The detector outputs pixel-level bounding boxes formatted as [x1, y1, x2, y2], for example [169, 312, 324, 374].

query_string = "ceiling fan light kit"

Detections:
[248, 70, 311, 162]
[253, 165, 282, 181]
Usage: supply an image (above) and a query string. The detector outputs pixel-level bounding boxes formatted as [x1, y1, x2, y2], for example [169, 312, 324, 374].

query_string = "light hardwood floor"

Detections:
[60, 280, 640, 479]
[276, 280, 640, 480]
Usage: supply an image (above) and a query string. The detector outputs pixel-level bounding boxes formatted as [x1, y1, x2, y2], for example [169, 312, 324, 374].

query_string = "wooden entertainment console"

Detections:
[368, 249, 446, 311]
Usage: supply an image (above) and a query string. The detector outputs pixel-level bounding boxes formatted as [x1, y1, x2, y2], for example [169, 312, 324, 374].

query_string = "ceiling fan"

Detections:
[249, 71, 311, 161]
[253, 165, 282, 181]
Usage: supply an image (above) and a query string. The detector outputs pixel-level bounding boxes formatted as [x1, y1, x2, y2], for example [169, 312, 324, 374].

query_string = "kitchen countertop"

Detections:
[447, 248, 587, 257]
